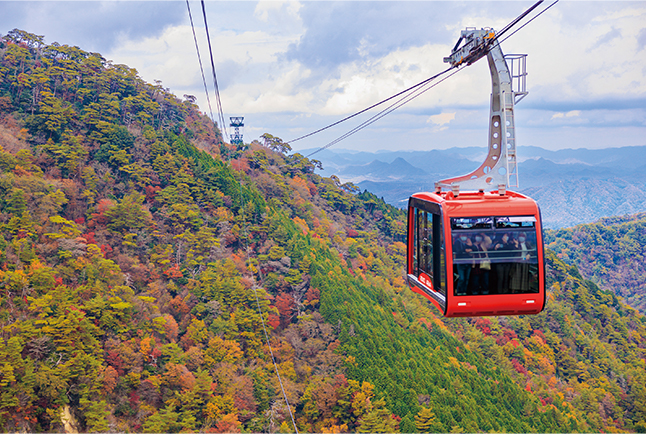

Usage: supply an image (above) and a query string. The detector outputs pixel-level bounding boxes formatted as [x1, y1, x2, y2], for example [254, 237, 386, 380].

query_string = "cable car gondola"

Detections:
[406, 27, 545, 317]
[408, 190, 545, 317]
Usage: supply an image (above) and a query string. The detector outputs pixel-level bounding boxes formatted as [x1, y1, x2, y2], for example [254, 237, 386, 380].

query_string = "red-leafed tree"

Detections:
[89, 198, 114, 227]
[275, 292, 295, 328]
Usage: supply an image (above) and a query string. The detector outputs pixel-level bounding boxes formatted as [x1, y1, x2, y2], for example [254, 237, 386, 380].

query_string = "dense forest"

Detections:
[546, 213, 646, 313]
[1, 29, 645, 433]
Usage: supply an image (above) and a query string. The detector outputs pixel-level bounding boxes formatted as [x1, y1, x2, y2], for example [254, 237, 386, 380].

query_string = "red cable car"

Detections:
[406, 27, 545, 317]
[407, 190, 545, 317]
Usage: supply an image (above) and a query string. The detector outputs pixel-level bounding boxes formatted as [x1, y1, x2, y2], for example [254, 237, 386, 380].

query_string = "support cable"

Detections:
[200, 0, 229, 141]
[287, 66, 453, 145]
[235, 171, 300, 434]
[250, 270, 299, 433]
[296, 0, 558, 158]
[496, 0, 544, 40]
[187, 2, 298, 430]
[305, 65, 464, 159]
[186, 0, 217, 128]
[495, 0, 559, 47]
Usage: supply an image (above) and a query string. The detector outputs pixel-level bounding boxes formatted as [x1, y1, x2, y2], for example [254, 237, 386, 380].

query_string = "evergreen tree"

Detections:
[357, 399, 400, 433]
[415, 406, 440, 433]
[399, 413, 417, 433]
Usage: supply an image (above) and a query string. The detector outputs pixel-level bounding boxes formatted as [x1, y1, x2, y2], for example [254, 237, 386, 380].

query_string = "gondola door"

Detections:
[407, 197, 447, 315]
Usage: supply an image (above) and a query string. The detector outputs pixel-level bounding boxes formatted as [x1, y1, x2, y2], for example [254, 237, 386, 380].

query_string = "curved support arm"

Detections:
[437, 29, 521, 193]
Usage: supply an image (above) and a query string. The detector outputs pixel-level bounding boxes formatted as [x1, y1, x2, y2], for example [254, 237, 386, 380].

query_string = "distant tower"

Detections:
[229, 117, 244, 146]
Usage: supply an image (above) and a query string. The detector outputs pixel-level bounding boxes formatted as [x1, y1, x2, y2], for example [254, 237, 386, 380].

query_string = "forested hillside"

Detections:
[1, 29, 645, 433]
[546, 213, 646, 313]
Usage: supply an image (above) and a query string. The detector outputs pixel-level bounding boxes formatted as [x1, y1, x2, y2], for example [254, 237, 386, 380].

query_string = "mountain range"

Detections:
[308, 146, 646, 228]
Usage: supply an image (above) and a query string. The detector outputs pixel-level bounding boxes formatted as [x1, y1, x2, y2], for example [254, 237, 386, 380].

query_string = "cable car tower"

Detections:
[229, 116, 244, 146]
[436, 28, 528, 194]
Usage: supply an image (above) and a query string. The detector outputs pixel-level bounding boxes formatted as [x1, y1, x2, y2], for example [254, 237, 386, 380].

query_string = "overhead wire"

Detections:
[249, 269, 299, 433]
[496, 0, 544, 40]
[200, 0, 229, 141]
[185, 0, 216, 129]
[186, 2, 299, 431]
[304, 65, 463, 159]
[287, 66, 454, 145]
[495, 0, 559, 46]
[293, 0, 558, 158]
[233, 177, 300, 432]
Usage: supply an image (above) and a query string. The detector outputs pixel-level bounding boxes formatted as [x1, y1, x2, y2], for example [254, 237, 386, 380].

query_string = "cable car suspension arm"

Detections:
[436, 1, 550, 193]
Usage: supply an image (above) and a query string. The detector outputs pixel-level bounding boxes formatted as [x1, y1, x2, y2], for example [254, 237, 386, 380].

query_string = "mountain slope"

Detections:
[546, 212, 646, 313]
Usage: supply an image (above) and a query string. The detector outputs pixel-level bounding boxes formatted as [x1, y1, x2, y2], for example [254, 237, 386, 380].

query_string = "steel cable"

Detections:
[186, 0, 217, 129]
[287, 66, 454, 145]
[200, 0, 229, 141]
[293, 0, 559, 157]
[186, 2, 298, 431]
[305, 66, 465, 159]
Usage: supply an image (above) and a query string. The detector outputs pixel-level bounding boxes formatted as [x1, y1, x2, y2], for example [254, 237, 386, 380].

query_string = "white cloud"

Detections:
[427, 112, 456, 132]
[254, 1, 302, 24]
[508, 2, 646, 103]
[317, 43, 467, 116]
[104, 21, 304, 114]
[551, 110, 581, 120]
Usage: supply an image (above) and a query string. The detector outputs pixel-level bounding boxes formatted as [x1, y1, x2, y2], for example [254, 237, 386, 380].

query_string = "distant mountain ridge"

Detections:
[336, 157, 426, 182]
[306, 146, 646, 228]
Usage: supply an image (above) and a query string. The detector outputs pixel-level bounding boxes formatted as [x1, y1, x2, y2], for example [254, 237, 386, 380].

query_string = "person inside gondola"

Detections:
[493, 232, 515, 294]
[470, 232, 492, 295]
[453, 234, 473, 295]
[511, 231, 532, 292]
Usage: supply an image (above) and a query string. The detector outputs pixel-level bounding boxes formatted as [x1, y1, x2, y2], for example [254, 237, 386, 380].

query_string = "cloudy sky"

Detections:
[2, 1, 645, 154]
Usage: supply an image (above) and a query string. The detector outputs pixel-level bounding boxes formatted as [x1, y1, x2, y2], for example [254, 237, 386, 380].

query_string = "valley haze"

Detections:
[309, 145, 646, 228]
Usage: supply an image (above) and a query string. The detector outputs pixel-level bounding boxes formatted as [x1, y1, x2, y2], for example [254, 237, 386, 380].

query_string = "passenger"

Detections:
[493, 232, 515, 293]
[511, 232, 532, 292]
[471, 232, 492, 295]
[518, 232, 532, 261]
[453, 234, 473, 295]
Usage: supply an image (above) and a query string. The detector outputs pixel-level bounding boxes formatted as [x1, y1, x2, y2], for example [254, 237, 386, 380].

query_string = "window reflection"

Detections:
[413, 209, 445, 295]
[451, 217, 539, 296]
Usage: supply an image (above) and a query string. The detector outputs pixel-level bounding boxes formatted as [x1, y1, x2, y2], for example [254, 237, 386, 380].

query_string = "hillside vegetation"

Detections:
[546, 213, 646, 313]
[1, 29, 645, 433]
